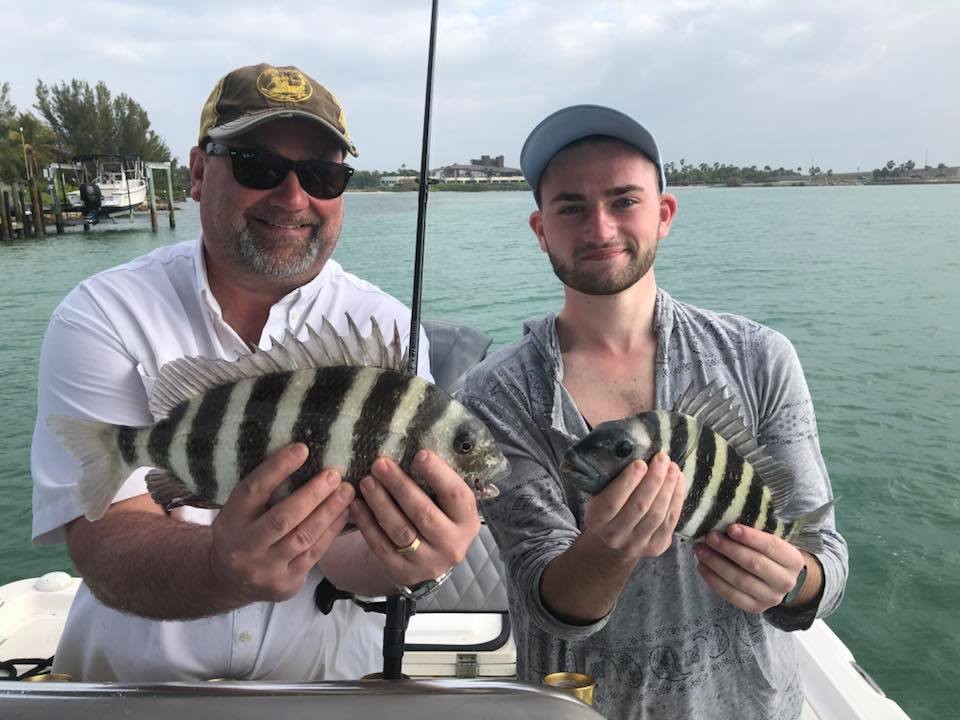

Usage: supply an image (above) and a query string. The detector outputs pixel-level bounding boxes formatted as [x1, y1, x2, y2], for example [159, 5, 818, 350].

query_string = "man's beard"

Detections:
[237, 221, 338, 279]
[547, 234, 659, 296]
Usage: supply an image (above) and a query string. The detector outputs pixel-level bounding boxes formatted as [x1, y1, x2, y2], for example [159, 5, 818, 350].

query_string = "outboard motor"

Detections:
[79, 183, 102, 213]
[79, 183, 102, 229]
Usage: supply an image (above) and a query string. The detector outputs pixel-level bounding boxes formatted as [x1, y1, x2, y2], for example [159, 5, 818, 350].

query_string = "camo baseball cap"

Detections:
[198, 63, 358, 156]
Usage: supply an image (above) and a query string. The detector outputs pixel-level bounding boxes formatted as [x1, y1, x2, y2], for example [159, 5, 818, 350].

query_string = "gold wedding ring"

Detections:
[395, 536, 421, 555]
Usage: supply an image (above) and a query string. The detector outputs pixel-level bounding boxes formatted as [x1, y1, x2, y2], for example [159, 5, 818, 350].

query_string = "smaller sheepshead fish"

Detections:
[50, 314, 509, 522]
[559, 380, 833, 553]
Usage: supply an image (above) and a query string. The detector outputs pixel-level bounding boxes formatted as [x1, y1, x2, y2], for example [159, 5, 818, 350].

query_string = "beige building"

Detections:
[431, 154, 525, 183]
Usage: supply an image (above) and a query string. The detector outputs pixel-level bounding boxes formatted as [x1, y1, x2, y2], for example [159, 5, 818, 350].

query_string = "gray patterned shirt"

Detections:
[461, 288, 848, 720]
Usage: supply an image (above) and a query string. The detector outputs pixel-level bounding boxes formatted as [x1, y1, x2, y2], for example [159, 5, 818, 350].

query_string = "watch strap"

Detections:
[781, 563, 808, 606]
[397, 567, 454, 601]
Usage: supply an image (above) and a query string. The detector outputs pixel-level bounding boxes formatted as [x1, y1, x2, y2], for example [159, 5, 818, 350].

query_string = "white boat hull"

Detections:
[0, 573, 910, 719]
[65, 182, 147, 212]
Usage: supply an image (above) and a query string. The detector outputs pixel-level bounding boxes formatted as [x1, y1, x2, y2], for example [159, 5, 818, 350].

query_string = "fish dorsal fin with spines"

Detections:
[321, 316, 353, 366]
[346, 313, 373, 366]
[397, 323, 410, 371]
[370, 318, 389, 367]
[674, 379, 795, 510]
[148, 313, 405, 418]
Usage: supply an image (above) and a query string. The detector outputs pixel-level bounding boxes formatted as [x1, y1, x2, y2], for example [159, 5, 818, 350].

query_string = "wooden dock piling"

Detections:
[146, 170, 158, 232]
[50, 175, 64, 234]
[30, 177, 45, 238]
[15, 185, 29, 238]
[144, 161, 177, 230]
[0, 188, 10, 240]
[166, 161, 176, 229]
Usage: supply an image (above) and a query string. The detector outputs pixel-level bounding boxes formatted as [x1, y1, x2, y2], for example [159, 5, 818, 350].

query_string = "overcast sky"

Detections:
[5, 0, 958, 173]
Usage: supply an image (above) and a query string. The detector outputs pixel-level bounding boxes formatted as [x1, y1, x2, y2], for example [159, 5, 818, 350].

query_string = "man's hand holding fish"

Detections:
[348, 452, 482, 592]
[537, 453, 685, 624]
[209, 443, 354, 606]
[694, 522, 821, 614]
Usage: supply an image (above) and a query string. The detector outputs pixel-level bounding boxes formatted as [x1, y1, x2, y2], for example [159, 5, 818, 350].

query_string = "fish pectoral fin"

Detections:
[145, 469, 219, 512]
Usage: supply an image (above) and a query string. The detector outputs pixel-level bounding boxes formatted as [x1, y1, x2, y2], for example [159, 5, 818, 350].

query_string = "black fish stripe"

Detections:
[399, 386, 452, 471]
[667, 413, 689, 465]
[736, 471, 765, 529]
[187, 383, 234, 501]
[694, 444, 745, 538]
[237, 372, 292, 480]
[345, 371, 412, 485]
[677, 423, 715, 529]
[148, 403, 187, 470]
[287, 366, 358, 489]
[762, 504, 779, 533]
[117, 426, 137, 465]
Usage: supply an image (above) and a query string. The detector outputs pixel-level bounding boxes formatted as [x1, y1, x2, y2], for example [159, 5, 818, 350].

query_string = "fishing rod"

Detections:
[380, 0, 440, 683]
[406, 0, 439, 376]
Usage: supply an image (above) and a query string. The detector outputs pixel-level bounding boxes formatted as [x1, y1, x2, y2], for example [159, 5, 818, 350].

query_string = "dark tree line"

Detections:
[870, 159, 950, 181]
[35, 79, 170, 160]
[664, 160, 804, 186]
[1, 79, 170, 182]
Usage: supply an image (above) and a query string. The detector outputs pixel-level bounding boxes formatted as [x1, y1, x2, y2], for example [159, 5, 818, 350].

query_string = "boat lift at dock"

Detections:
[0, 157, 177, 240]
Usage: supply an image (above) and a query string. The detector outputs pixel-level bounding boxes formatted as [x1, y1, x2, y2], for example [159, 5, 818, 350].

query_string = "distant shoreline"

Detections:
[672, 177, 960, 188]
[347, 176, 960, 193]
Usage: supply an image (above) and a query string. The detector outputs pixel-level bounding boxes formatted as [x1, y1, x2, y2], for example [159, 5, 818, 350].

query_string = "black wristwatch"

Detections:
[781, 563, 808, 606]
[397, 567, 454, 601]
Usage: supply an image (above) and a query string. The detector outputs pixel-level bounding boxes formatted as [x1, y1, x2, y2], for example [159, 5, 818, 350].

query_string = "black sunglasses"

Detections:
[204, 142, 355, 199]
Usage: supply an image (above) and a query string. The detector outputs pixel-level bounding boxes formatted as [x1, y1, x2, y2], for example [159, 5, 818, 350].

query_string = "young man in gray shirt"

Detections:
[461, 105, 847, 719]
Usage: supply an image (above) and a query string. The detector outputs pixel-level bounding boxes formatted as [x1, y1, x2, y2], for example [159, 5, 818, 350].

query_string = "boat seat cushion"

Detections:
[415, 525, 508, 613]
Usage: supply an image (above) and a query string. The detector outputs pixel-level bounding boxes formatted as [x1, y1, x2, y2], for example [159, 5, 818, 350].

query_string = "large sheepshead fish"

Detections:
[51, 314, 509, 522]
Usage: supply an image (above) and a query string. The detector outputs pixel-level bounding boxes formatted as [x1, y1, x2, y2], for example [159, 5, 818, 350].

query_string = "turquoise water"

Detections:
[1, 187, 957, 718]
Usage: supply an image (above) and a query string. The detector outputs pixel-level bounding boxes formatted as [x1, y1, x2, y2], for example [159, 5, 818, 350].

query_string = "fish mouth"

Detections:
[559, 453, 601, 486]
[470, 457, 511, 500]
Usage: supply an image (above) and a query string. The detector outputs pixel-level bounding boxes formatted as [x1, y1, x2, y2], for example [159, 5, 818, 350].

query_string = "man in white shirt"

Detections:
[31, 63, 480, 682]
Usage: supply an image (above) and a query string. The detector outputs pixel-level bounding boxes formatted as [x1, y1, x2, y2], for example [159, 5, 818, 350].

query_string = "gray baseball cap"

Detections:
[520, 104, 666, 199]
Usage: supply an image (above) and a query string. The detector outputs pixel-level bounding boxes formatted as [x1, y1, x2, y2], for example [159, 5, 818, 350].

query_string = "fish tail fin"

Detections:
[47, 415, 129, 521]
[784, 500, 836, 555]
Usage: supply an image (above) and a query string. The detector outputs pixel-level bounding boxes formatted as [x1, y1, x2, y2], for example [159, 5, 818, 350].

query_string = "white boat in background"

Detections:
[64, 155, 148, 227]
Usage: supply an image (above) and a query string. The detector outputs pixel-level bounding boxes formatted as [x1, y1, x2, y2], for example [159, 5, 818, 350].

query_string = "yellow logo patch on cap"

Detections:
[256, 67, 313, 103]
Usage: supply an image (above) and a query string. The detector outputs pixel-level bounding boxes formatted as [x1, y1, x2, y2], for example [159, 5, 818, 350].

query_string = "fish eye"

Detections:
[615, 439, 634, 458]
[454, 430, 477, 454]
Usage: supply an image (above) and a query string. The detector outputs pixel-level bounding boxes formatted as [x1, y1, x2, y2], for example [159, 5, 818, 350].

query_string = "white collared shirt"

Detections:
[31, 236, 430, 681]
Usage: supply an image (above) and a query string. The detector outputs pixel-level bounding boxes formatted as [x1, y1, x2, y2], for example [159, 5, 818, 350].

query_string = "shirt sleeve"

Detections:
[462, 372, 612, 641]
[31, 286, 153, 545]
[751, 328, 849, 631]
